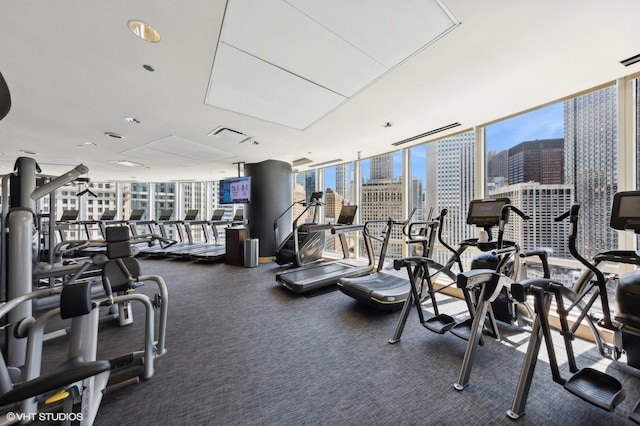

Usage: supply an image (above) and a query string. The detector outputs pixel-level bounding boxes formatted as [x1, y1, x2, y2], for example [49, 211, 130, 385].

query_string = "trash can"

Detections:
[244, 238, 259, 268]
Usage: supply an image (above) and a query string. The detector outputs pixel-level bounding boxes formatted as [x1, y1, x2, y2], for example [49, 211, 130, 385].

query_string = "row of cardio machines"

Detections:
[336, 191, 640, 423]
[127, 208, 244, 261]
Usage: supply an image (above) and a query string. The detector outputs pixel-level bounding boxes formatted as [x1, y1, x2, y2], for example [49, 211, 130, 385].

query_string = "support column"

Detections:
[244, 160, 292, 258]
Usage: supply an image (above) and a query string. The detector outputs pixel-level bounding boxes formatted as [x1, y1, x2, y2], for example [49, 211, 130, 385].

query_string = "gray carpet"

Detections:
[35, 259, 640, 425]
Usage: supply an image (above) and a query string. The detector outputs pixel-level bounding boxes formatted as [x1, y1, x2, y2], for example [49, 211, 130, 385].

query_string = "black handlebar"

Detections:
[555, 203, 613, 328]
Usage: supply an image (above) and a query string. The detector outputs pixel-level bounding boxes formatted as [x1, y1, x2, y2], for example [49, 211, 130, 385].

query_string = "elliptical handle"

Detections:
[508, 205, 530, 220]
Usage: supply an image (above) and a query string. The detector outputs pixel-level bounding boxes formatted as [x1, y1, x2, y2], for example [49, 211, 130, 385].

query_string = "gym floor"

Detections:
[36, 259, 640, 425]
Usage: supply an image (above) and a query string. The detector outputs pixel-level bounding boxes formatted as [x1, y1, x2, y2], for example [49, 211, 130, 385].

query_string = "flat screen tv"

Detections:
[219, 176, 251, 204]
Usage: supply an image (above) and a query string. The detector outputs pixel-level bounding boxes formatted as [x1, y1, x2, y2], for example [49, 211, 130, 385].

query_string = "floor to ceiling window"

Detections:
[360, 150, 403, 260]
[424, 130, 477, 269]
[486, 85, 621, 318]
[322, 162, 356, 258]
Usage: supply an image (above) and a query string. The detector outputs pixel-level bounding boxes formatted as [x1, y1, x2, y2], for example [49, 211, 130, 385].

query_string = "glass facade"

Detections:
[39, 80, 637, 293]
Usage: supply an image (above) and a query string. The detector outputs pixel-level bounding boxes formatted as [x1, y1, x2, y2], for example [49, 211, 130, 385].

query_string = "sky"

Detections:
[486, 102, 564, 152]
[316, 101, 565, 187]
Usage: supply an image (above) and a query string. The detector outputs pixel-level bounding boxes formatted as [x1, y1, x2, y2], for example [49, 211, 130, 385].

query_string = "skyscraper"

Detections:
[564, 85, 618, 259]
[370, 154, 394, 180]
[425, 131, 476, 266]
[508, 138, 564, 185]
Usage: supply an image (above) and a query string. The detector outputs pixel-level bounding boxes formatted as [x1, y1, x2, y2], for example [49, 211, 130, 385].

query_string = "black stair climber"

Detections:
[274, 191, 325, 267]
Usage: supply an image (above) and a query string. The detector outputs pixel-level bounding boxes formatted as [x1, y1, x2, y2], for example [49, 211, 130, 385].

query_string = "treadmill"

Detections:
[148, 209, 212, 257]
[137, 209, 177, 256]
[189, 209, 237, 262]
[276, 205, 373, 294]
[166, 211, 225, 258]
[338, 211, 441, 310]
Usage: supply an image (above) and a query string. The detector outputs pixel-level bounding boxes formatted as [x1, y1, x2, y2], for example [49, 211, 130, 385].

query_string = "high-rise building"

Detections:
[564, 86, 618, 259]
[490, 182, 573, 258]
[425, 132, 476, 266]
[508, 138, 564, 185]
[334, 162, 354, 203]
[370, 154, 394, 180]
[360, 176, 405, 258]
[487, 150, 509, 180]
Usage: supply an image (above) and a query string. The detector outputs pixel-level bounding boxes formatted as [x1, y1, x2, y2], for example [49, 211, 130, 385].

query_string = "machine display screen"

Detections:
[466, 198, 510, 227]
[610, 191, 640, 231]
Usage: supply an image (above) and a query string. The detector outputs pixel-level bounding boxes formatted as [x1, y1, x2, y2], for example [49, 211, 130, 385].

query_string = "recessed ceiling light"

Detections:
[20, 150, 38, 155]
[105, 132, 124, 139]
[128, 20, 161, 43]
[124, 116, 141, 124]
[110, 160, 145, 168]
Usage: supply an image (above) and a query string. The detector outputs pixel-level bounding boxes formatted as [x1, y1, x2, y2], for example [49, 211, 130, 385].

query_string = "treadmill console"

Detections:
[158, 210, 173, 221]
[466, 198, 510, 228]
[337, 205, 358, 225]
[184, 209, 199, 221]
[309, 191, 323, 204]
[610, 191, 640, 233]
[129, 209, 145, 221]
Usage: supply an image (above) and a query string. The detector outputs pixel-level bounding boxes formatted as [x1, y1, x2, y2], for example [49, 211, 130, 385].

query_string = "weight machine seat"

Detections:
[0, 282, 110, 406]
[0, 357, 110, 406]
[103, 226, 142, 293]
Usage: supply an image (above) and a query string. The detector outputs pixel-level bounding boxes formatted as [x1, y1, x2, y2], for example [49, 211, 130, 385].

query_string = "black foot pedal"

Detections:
[450, 318, 473, 340]
[424, 314, 457, 334]
[631, 399, 640, 424]
[564, 368, 625, 411]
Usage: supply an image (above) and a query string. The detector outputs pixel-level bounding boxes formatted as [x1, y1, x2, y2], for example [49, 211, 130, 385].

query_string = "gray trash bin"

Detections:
[244, 238, 259, 267]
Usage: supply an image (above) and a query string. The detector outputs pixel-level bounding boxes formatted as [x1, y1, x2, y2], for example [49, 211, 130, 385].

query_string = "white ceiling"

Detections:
[0, 0, 639, 182]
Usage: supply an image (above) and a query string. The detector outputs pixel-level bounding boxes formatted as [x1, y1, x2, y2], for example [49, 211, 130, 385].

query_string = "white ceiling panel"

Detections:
[120, 136, 235, 167]
[286, 0, 460, 68]
[206, 43, 347, 129]
[221, 0, 387, 97]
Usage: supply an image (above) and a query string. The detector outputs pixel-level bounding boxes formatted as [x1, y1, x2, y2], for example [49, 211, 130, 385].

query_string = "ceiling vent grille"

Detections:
[391, 122, 461, 146]
[207, 126, 252, 143]
[620, 53, 640, 67]
[292, 158, 313, 167]
[307, 158, 343, 168]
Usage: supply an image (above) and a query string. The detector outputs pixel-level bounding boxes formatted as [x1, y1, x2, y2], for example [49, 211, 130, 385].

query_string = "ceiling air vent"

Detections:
[391, 122, 461, 146]
[293, 158, 313, 167]
[307, 159, 343, 168]
[207, 126, 252, 143]
[620, 53, 640, 67]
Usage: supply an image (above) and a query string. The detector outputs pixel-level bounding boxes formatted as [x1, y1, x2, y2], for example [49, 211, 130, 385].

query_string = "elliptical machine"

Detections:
[507, 191, 640, 422]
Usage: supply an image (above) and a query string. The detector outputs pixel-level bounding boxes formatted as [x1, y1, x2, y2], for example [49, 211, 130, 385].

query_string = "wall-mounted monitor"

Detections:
[219, 176, 251, 204]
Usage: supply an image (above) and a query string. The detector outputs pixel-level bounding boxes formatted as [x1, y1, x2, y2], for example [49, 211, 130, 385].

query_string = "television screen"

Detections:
[219, 176, 251, 204]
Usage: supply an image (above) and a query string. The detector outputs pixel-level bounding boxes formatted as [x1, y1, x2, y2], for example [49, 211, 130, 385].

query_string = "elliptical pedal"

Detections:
[563, 367, 625, 411]
[449, 318, 473, 340]
[423, 314, 457, 334]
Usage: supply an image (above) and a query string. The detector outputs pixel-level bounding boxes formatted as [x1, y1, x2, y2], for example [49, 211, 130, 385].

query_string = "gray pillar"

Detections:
[244, 160, 292, 257]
